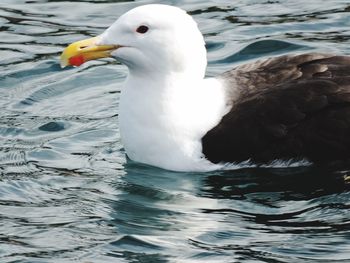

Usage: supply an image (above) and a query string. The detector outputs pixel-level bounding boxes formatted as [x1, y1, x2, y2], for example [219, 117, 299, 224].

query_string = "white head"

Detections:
[61, 4, 207, 79]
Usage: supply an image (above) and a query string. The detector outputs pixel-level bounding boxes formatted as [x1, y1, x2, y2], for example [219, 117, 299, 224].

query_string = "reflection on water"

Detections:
[1, 0, 350, 262]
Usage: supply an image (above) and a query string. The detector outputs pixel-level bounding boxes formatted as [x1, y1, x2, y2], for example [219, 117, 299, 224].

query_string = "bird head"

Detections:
[61, 4, 207, 78]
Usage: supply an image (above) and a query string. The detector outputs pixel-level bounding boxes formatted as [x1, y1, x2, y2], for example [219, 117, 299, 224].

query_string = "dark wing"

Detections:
[202, 53, 350, 164]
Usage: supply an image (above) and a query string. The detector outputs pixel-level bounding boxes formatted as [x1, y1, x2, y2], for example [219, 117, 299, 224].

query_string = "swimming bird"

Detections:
[61, 4, 350, 172]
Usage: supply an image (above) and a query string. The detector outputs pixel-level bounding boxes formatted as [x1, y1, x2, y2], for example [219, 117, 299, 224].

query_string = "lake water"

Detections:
[1, 0, 350, 262]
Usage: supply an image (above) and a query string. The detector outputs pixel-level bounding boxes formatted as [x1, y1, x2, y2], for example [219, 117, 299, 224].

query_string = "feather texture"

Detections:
[202, 53, 350, 164]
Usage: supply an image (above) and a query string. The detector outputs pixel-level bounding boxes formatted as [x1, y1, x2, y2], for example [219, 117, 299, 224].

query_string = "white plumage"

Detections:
[97, 5, 229, 171]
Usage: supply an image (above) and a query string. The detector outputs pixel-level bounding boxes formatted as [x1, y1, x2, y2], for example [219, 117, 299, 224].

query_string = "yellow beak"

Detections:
[60, 36, 118, 68]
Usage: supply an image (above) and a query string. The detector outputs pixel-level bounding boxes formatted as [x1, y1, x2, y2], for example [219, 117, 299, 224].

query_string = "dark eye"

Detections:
[136, 25, 149, 34]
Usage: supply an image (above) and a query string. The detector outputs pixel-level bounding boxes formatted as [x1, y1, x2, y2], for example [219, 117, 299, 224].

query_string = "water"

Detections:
[1, 0, 350, 262]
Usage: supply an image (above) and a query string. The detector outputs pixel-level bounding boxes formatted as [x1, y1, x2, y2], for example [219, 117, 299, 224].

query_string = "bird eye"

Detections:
[136, 25, 149, 34]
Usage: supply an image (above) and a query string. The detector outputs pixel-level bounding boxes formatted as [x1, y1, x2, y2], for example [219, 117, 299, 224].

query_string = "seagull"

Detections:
[60, 4, 350, 172]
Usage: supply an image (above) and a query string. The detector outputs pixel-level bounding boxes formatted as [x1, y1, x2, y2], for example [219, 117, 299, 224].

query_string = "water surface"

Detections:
[1, 0, 350, 262]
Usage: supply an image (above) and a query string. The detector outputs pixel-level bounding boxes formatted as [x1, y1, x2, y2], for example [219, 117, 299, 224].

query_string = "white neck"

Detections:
[119, 71, 228, 171]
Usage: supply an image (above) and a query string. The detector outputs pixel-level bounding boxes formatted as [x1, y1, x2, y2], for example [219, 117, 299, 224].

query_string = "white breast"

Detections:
[119, 74, 228, 171]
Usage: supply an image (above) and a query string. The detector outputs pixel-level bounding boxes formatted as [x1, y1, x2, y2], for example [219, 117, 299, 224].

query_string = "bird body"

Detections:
[61, 4, 350, 171]
[119, 73, 227, 171]
[203, 54, 350, 165]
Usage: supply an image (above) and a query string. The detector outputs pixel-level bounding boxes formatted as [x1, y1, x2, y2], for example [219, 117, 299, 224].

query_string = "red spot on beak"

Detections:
[69, 55, 85, 66]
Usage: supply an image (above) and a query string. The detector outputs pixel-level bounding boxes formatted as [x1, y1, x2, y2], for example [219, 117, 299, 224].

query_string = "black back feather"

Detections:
[202, 53, 350, 164]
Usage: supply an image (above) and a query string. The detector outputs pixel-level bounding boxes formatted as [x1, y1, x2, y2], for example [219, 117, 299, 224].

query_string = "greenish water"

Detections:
[1, 0, 350, 262]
